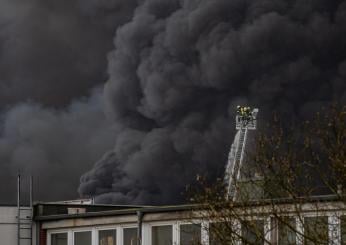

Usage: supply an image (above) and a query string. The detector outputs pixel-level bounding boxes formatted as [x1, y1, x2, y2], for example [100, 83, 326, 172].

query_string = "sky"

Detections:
[0, 0, 345, 204]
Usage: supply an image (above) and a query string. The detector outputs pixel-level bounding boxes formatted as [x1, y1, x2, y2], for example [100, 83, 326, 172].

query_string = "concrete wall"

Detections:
[0, 206, 36, 245]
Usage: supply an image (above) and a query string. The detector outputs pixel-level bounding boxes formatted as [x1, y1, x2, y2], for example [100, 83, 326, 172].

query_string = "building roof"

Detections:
[34, 194, 345, 222]
[34, 202, 200, 221]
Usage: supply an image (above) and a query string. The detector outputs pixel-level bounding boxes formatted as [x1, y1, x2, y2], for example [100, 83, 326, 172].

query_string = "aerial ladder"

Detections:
[224, 106, 259, 201]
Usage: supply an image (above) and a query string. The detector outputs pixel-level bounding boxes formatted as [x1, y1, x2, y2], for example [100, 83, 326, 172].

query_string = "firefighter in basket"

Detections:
[236, 106, 252, 123]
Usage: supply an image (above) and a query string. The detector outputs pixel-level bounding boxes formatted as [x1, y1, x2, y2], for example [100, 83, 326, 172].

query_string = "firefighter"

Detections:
[237, 106, 252, 122]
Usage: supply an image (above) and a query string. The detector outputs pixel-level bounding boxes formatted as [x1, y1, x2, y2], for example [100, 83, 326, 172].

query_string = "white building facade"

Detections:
[34, 196, 346, 245]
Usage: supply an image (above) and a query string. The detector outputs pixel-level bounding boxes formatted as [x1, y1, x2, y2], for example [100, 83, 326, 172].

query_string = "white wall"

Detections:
[45, 214, 344, 245]
[0, 206, 36, 245]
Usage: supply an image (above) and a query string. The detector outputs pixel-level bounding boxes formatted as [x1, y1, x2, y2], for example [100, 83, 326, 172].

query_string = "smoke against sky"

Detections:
[79, 0, 346, 204]
[0, 0, 346, 204]
[0, 0, 136, 106]
[0, 89, 117, 202]
[0, 0, 136, 202]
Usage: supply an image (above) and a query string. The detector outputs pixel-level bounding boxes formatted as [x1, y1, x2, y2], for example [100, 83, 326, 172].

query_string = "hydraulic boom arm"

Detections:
[224, 106, 258, 200]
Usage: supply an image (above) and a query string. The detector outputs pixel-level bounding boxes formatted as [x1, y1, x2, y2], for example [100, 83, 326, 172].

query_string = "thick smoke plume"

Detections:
[0, 0, 137, 202]
[1, 0, 346, 204]
[0, 0, 137, 106]
[79, 0, 346, 204]
[0, 89, 116, 202]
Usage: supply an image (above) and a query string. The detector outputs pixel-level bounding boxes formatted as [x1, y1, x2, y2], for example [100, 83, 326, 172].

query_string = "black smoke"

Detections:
[0, 0, 137, 106]
[0, 89, 117, 202]
[1, 0, 346, 205]
[79, 0, 346, 204]
[0, 0, 137, 202]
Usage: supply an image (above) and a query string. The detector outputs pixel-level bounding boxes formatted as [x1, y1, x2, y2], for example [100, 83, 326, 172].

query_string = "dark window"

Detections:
[99, 229, 117, 245]
[152, 225, 172, 245]
[74, 231, 92, 245]
[123, 227, 138, 245]
[51, 233, 67, 245]
[278, 217, 296, 245]
[241, 220, 264, 245]
[209, 222, 234, 245]
[180, 224, 201, 245]
[304, 216, 328, 245]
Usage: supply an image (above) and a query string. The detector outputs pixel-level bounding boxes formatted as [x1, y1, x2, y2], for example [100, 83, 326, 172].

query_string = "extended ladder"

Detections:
[224, 107, 258, 200]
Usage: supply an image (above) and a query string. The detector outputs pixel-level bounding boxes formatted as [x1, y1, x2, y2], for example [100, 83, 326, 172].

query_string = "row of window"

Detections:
[50, 224, 202, 245]
[51, 228, 134, 245]
[49, 216, 346, 245]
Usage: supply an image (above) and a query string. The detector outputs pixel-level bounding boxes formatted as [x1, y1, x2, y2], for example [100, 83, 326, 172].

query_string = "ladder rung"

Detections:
[20, 227, 32, 230]
[20, 237, 32, 240]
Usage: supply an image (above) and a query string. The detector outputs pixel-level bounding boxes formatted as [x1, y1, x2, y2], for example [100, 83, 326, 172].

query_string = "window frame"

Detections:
[72, 228, 94, 245]
[96, 226, 118, 245]
[149, 221, 175, 245]
[302, 214, 330, 245]
[48, 230, 70, 245]
[178, 221, 203, 245]
[121, 225, 139, 245]
[239, 217, 266, 245]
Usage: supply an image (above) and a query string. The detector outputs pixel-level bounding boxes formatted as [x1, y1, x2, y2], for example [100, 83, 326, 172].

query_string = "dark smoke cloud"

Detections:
[0, 0, 137, 106]
[0, 0, 138, 202]
[0, 89, 117, 202]
[79, 0, 346, 205]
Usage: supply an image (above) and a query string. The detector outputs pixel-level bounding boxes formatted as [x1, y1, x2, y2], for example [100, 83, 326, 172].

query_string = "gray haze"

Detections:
[0, 0, 137, 202]
[0, 89, 117, 202]
[79, 0, 346, 205]
[0, 0, 346, 204]
[0, 0, 137, 106]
